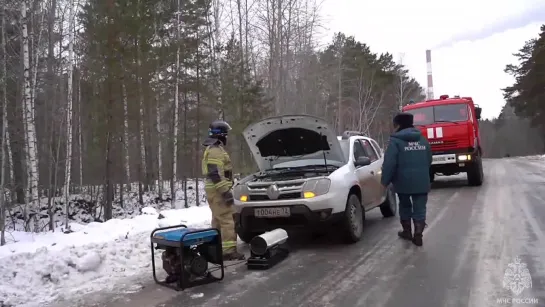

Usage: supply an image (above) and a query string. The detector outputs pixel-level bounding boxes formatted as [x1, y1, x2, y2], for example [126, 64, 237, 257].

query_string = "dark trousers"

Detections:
[398, 193, 428, 221]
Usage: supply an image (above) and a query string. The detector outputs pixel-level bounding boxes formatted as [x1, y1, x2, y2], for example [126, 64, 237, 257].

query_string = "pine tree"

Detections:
[220, 37, 270, 173]
[503, 24, 545, 147]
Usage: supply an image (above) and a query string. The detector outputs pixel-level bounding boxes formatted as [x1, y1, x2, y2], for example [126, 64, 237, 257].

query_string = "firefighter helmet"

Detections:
[208, 120, 232, 137]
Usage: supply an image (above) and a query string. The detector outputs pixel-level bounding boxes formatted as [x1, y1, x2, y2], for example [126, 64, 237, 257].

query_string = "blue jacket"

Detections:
[380, 127, 432, 194]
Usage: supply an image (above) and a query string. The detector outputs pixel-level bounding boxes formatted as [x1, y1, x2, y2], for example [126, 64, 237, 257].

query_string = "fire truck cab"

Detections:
[402, 94, 484, 186]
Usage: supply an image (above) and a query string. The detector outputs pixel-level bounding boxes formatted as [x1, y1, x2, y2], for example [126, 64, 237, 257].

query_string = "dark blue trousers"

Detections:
[397, 193, 428, 221]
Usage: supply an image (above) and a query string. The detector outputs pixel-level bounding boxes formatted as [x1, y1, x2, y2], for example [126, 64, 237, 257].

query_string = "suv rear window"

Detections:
[406, 104, 469, 125]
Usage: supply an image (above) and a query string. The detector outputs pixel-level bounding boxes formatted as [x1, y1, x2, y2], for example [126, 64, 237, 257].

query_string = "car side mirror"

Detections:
[355, 156, 371, 167]
[475, 107, 482, 120]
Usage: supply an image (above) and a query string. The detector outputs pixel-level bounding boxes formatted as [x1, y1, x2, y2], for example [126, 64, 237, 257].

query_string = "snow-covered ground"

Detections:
[0, 181, 214, 307]
[516, 154, 545, 160]
[4, 180, 207, 233]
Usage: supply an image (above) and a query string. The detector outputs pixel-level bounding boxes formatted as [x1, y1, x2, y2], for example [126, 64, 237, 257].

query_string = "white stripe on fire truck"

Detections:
[436, 127, 443, 138]
[427, 127, 434, 138]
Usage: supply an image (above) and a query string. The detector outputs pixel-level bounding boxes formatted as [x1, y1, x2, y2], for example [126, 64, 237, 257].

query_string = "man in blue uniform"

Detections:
[381, 113, 432, 246]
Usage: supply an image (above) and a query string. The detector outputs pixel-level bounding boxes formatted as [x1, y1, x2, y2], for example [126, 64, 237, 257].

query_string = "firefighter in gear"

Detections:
[202, 120, 245, 261]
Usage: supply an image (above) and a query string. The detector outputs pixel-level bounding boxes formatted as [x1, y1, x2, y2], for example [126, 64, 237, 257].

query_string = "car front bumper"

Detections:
[233, 190, 346, 232]
[431, 151, 478, 173]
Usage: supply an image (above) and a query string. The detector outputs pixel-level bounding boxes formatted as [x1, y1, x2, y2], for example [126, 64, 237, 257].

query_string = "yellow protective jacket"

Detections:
[202, 142, 233, 193]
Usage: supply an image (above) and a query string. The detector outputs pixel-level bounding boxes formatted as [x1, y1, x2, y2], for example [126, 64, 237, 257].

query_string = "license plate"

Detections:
[254, 207, 291, 218]
[432, 154, 456, 165]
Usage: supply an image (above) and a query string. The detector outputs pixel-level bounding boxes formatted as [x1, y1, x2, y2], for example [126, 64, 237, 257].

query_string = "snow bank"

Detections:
[5, 180, 207, 233]
[0, 204, 213, 307]
[519, 154, 545, 160]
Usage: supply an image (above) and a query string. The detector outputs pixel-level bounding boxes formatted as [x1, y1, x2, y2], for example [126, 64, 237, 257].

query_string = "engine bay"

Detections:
[250, 165, 337, 183]
[251, 172, 323, 182]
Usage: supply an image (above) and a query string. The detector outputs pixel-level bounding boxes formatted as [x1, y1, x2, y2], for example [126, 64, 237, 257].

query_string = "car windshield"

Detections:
[339, 140, 350, 161]
[405, 104, 469, 125]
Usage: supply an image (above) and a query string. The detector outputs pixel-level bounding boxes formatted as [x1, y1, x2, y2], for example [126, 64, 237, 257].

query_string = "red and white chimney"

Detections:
[426, 50, 434, 100]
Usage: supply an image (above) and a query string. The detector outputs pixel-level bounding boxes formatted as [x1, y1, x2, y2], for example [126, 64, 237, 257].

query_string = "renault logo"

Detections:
[267, 184, 280, 200]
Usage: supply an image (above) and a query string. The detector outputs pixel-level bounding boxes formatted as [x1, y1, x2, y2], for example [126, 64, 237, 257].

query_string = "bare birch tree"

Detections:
[121, 69, 130, 192]
[63, 0, 75, 229]
[171, 0, 181, 209]
[156, 94, 163, 196]
[136, 0, 147, 204]
[21, 0, 40, 232]
[1, 0, 7, 245]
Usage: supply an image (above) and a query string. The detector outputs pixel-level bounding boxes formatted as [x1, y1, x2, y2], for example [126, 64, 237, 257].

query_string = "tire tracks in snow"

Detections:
[289, 188, 461, 307]
[467, 159, 543, 307]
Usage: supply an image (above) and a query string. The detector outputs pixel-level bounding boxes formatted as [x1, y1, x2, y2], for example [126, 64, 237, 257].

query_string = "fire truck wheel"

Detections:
[467, 157, 484, 186]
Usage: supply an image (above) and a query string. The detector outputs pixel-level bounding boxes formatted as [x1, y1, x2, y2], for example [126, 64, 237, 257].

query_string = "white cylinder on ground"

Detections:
[250, 228, 288, 256]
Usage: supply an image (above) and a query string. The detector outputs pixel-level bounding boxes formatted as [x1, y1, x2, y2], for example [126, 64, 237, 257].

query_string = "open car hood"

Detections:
[242, 115, 346, 171]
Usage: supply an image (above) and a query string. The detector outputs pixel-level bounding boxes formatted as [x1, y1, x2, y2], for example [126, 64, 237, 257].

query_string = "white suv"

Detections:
[232, 115, 397, 243]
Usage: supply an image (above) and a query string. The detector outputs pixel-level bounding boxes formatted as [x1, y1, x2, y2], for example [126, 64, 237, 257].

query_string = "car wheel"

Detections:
[379, 186, 397, 218]
[236, 226, 261, 244]
[343, 193, 364, 243]
[467, 156, 484, 186]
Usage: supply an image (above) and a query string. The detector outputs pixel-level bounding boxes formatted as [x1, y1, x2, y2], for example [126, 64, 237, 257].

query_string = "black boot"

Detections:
[398, 219, 412, 240]
[412, 220, 426, 246]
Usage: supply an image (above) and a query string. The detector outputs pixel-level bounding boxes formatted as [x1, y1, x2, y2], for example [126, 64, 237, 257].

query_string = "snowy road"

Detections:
[53, 158, 545, 307]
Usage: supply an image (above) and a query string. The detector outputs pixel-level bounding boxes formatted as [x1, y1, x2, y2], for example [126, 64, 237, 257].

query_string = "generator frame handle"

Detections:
[150, 224, 225, 291]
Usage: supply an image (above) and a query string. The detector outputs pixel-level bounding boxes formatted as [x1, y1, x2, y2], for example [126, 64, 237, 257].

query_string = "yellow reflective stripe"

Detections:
[222, 241, 237, 248]
[204, 182, 216, 187]
[207, 158, 224, 166]
[215, 180, 231, 189]
[205, 180, 232, 192]
[202, 147, 210, 175]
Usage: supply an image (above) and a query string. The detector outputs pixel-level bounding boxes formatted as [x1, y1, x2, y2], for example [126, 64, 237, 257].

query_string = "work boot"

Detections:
[223, 251, 246, 261]
[398, 219, 412, 240]
[412, 220, 426, 247]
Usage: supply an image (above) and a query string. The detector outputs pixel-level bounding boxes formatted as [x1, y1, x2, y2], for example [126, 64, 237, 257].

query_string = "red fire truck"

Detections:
[402, 94, 484, 186]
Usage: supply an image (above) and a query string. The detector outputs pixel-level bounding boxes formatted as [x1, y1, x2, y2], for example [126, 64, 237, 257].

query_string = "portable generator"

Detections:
[150, 225, 224, 290]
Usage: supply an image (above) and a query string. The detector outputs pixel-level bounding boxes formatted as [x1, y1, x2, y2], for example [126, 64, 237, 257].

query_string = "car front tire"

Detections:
[343, 193, 364, 243]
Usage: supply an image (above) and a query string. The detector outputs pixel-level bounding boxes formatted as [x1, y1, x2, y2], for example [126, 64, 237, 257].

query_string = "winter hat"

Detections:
[393, 112, 414, 130]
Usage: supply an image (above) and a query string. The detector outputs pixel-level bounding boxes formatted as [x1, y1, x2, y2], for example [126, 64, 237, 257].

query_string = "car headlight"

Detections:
[233, 184, 250, 202]
[457, 154, 471, 161]
[301, 178, 331, 198]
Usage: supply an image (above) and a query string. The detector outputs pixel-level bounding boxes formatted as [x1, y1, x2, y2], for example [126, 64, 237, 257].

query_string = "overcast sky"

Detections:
[318, 0, 545, 119]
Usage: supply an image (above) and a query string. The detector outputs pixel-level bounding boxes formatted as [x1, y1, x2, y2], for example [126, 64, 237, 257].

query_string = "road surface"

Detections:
[53, 157, 545, 307]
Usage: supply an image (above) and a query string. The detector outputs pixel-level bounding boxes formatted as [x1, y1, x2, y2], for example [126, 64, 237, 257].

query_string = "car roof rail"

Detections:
[341, 131, 364, 139]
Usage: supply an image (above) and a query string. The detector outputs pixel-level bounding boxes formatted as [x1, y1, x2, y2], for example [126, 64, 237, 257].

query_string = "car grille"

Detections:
[430, 137, 469, 151]
[249, 192, 301, 201]
[431, 140, 458, 151]
[246, 180, 305, 201]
